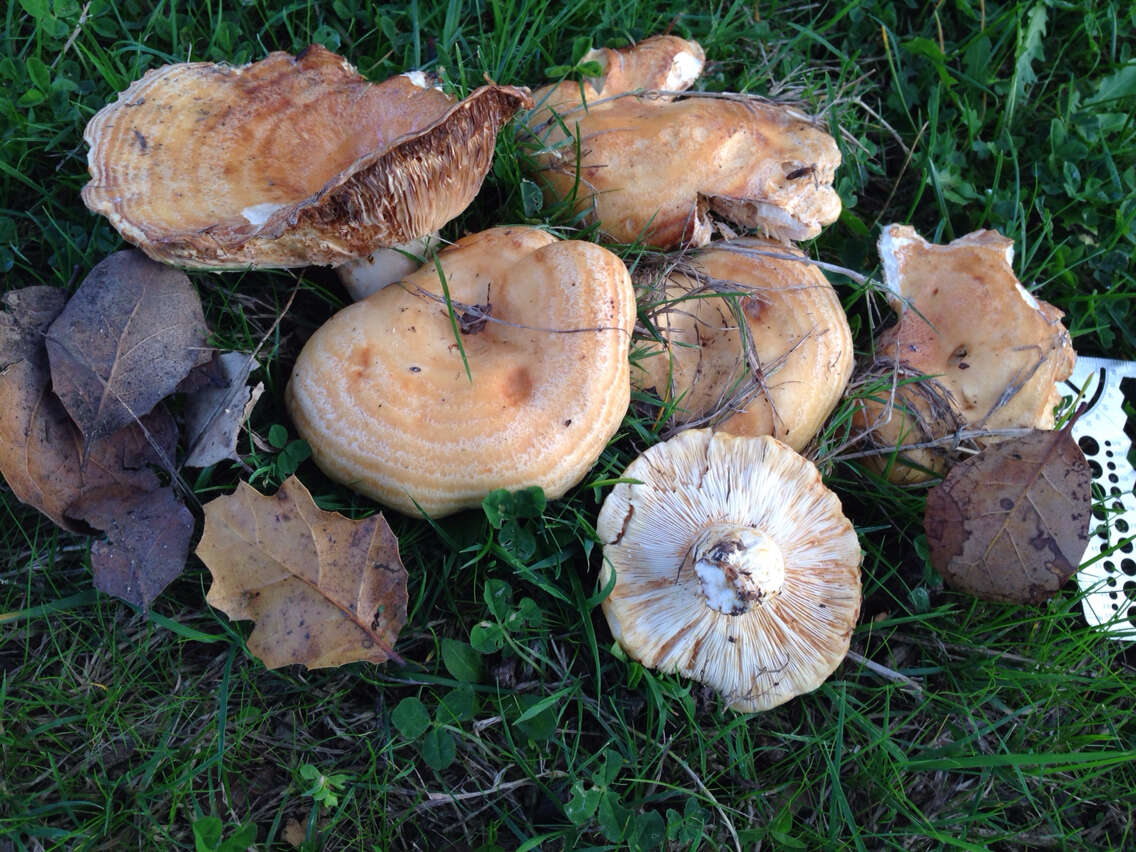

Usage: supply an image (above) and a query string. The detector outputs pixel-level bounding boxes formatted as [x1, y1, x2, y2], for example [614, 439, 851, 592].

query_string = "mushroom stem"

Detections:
[336, 232, 441, 301]
[687, 524, 785, 615]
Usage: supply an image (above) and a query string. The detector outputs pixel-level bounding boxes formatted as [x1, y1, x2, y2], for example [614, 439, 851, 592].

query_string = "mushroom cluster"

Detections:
[70, 29, 1082, 714]
[516, 36, 863, 707]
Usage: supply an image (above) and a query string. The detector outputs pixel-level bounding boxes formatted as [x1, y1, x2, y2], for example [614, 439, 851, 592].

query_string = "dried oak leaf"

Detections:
[197, 476, 407, 669]
[184, 351, 264, 468]
[45, 250, 210, 446]
[67, 485, 194, 609]
[0, 286, 177, 530]
[924, 423, 1091, 604]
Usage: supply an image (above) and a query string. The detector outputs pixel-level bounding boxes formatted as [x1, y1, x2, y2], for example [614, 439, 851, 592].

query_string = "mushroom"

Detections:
[286, 226, 636, 517]
[596, 429, 861, 712]
[82, 46, 531, 269]
[526, 36, 841, 248]
[634, 238, 853, 451]
[855, 225, 1076, 482]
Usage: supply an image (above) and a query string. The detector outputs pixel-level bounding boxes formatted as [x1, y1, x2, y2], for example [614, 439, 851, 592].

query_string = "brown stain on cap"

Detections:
[500, 365, 533, 407]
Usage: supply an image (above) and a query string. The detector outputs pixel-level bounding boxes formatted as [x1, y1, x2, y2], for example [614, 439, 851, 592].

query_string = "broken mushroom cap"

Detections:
[82, 46, 531, 269]
[526, 36, 841, 248]
[531, 35, 704, 122]
[597, 429, 861, 712]
[579, 35, 706, 97]
[634, 238, 853, 451]
[286, 226, 636, 517]
[855, 225, 1076, 482]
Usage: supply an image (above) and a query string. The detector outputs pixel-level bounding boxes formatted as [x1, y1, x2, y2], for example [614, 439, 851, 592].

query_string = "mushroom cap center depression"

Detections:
[687, 524, 785, 615]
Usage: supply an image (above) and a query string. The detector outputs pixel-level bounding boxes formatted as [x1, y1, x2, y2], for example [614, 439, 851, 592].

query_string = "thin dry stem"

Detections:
[846, 649, 924, 696]
[405, 283, 632, 340]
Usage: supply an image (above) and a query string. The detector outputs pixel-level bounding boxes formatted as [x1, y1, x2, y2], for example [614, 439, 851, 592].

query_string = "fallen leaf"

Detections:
[184, 351, 264, 468]
[924, 423, 1092, 604]
[67, 485, 194, 609]
[0, 287, 67, 349]
[0, 286, 177, 530]
[45, 250, 210, 446]
[197, 476, 407, 669]
[175, 353, 230, 394]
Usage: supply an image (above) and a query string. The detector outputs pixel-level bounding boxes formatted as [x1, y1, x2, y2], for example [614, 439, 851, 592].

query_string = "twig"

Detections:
[406, 284, 632, 340]
[832, 426, 1036, 463]
[666, 750, 742, 852]
[180, 279, 299, 472]
[51, 2, 91, 69]
[891, 633, 1044, 667]
[708, 242, 875, 287]
[845, 650, 924, 696]
[416, 770, 567, 811]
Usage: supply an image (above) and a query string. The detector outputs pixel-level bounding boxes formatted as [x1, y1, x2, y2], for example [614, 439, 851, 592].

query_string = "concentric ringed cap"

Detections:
[82, 45, 531, 269]
[286, 226, 636, 517]
[597, 429, 861, 712]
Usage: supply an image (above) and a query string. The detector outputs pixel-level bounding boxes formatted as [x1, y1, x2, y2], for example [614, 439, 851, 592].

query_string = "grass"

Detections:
[2, 0, 1135, 849]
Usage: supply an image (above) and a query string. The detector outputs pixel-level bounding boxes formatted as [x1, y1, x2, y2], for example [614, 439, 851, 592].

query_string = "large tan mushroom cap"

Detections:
[82, 46, 531, 269]
[597, 429, 861, 712]
[634, 239, 853, 450]
[856, 225, 1076, 482]
[286, 226, 636, 517]
[526, 37, 841, 248]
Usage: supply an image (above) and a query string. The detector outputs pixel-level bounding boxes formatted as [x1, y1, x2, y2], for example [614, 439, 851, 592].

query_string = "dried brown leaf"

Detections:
[197, 476, 407, 669]
[282, 819, 306, 849]
[175, 354, 229, 394]
[184, 351, 264, 468]
[0, 286, 177, 531]
[67, 485, 194, 609]
[45, 250, 210, 446]
[0, 287, 67, 353]
[924, 424, 1092, 604]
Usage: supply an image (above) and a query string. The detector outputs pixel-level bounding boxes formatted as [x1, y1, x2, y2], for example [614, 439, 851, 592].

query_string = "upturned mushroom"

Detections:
[526, 35, 842, 248]
[82, 46, 530, 270]
[286, 226, 636, 517]
[597, 429, 862, 712]
[854, 225, 1076, 483]
[634, 238, 853, 451]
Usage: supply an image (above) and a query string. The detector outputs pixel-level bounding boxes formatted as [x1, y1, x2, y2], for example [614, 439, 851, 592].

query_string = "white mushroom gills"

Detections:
[688, 524, 785, 615]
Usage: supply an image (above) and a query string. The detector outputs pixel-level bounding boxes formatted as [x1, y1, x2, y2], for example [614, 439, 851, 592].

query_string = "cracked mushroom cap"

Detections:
[82, 46, 530, 269]
[855, 225, 1076, 483]
[597, 429, 861, 712]
[579, 35, 706, 97]
[526, 36, 841, 248]
[286, 226, 636, 517]
[634, 238, 853, 451]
